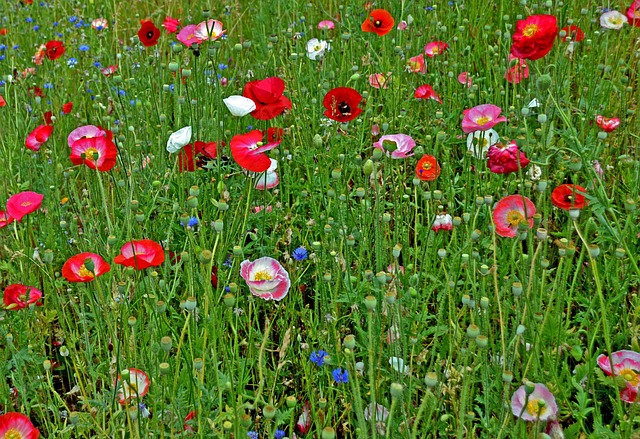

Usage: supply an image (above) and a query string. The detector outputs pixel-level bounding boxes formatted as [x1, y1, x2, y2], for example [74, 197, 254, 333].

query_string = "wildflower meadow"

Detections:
[1, 0, 640, 437]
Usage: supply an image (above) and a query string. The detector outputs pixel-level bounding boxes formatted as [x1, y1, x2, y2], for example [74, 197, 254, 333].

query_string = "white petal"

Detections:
[166, 126, 192, 153]
[223, 95, 257, 117]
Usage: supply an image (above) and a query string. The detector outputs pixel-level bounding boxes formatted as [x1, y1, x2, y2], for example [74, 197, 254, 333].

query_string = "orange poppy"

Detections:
[415, 155, 440, 181]
[361, 9, 394, 36]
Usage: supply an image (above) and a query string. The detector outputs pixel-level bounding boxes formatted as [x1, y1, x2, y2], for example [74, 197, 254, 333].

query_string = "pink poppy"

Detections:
[69, 136, 118, 172]
[458, 72, 472, 88]
[67, 125, 109, 148]
[0, 211, 14, 228]
[461, 104, 507, 133]
[6, 191, 44, 222]
[25, 125, 53, 151]
[91, 18, 108, 30]
[397, 20, 408, 30]
[628, 0, 640, 26]
[0, 412, 40, 438]
[296, 402, 312, 434]
[163, 16, 180, 33]
[252, 159, 279, 190]
[432, 213, 453, 232]
[424, 41, 448, 57]
[373, 134, 416, 159]
[230, 129, 281, 173]
[597, 350, 640, 403]
[194, 19, 225, 42]
[511, 383, 558, 421]
[369, 73, 391, 89]
[595, 115, 620, 132]
[240, 257, 291, 301]
[504, 55, 529, 84]
[406, 54, 426, 73]
[116, 368, 150, 405]
[492, 195, 536, 238]
[414, 84, 442, 103]
[101, 65, 118, 76]
[318, 20, 335, 30]
[4, 284, 43, 310]
[177, 24, 200, 47]
[487, 141, 530, 174]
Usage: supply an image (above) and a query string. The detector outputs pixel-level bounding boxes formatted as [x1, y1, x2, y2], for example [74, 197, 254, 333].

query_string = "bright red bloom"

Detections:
[487, 141, 529, 174]
[62, 102, 73, 114]
[0, 28, 7, 36]
[163, 16, 180, 33]
[30, 86, 44, 98]
[595, 115, 620, 132]
[504, 55, 529, 84]
[551, 184, 588, 210]
[25, 124, 53, 151]
[627, 0, 640, 26]
[45, 40, 65, 60]
[0, 412, 40, 438]
[114, 239, 165, 270]
[424, 41, 449, 57]
[415, 155, 441, 181]
[177, 141, 218, 172]
[0, 95, 6, 107]
[560, 25, 585, 42]
[43, 111, 53, 125]
[6, 191, 43, 221]
[4, 284, 43, 310]
[138, 20, 161, 47]
[414, 84, 441, 103]
[62, 252, 111, 282]
[184, 411, 197, 432]
[0, 211, 14, 228]
[493, 195, 536, 238]
[361, 9, 394, 36]
[511, 14, 558, 60]
[323, 87, 363, 122]
[242, 77, 292, 120]
[70, 136, 118, 172]
[230, 130, 281, 172]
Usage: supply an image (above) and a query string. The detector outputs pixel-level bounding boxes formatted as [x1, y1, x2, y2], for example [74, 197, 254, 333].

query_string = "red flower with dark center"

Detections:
[242, 77, 292, 120]
[551, 184, 588, 210]
[560, 25, 585, 42]
[415, 155, 441, 181]
[138, 20, 161, 47]
[361, 9, 395, 36]
[45, 40, 65, 60]
[177, 141, 218, 172]
[323, 87, 363, 123]
[26, 124, 53, 151]
[511, 14, 558, 60]
[114, 239, 165, 270]
[70, 136, 118, 172]
[230, 130, 281, 172]
[62, 252, 111, 282]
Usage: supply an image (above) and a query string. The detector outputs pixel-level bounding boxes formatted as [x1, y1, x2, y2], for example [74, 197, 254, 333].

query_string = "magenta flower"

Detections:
[240, 257, 291, 301]
[414, 84, 442, 103]
[6, 191, 44, 222]
[373, 134, 416, 159]
[487, 141, 530, 174]
[492, 195, 536, 238]
[67, 125, 109, 148]
[177, 24, 200, 47]
[597, 350, 640, 403]
[461, 104, 507, 133]
[424, 41, 449, 57]
[511, 383, 558, 421]
[458, 72, 472, 88]
[318, 20, 335, 30]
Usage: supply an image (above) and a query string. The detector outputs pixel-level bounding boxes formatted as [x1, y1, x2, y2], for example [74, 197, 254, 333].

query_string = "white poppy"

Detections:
[389, 356, 407, 374]
[600, 10, 628, 30]
[223, 95, 256, 117]
[306, 38, 329, 60]
[166, 126, 192, 153]
[466, 129, 499, 159]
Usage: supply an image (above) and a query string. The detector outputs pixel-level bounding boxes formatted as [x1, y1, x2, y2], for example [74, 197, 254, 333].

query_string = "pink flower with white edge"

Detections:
[373, 134, 416, 159]
[251, 159, 279, 190]
[597, 350, 640, 403]
[177, 24, 200, 47]
[25, 125, 53, 151]
[424, 41, 448, 57]
[240, 257, 291, 301]
[461, 104, 507, 134]
[116, 368, 150, 405]
[318, 20, 335, 30]
[414, 84, 442, 103]
[194, 19, 225, 42]
[432, 213, 453, 232]
[458, 72, 472, 88]
[406, 54, 426, 74]
[67, 125, 109, 147]
[492, 195, 536, 238]
[595, 115, 620, 132]
[511, 383, 558, 421]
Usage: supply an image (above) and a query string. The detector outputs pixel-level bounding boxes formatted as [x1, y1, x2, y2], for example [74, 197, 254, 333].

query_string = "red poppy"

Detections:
[163, 16, 180, 33]
[69, 136, 118, 172]
[361, 9, 395, 36]
[414, 84, 442, 103]
[102, 65, 118, 76]
[0, 28, 7, 36]
[6, 191, 43, 222]
[45, 40, 65, 60]
[3, 284, 43, 310]
[511, 14, 558, 60]
[415, 155, 441, 181]
[595, 115, 620, 132]
[230, 130, 281, 172]
[551, 184, 588, 210]
[323, 87, 363, 123]
[266, 127, 284, 143]
[0, 412, 40, 439]
[627, 0, 640, 27]
[0, 95, 6, 107]
[62, 102, 73, 114]
[25, 124, 53, 151]
[114, 239, 165, 270]
[242, 77, 292, 120]
[0, 211, 13, 228]
[43, 111, 53, 125]
[116, 368, 150, 405]
[30, 86, 44, 98]
[184, 411, 197, 432]
[177, 141, 218, 172]
[504, 55, 529, 84]
[138, 20, 161, 47]
[560, 25, 585, 42]
[62, 252, 111, 282]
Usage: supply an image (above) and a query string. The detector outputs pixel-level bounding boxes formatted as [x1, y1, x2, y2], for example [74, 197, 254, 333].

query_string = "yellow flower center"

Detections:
[124, 380, 138, 396]
[421, 161, 432, 171]
[21, 201, 32, 207]
[253, 270, 273, 281]
[610, 17, 622, 25]
[475, 116, 491, 126]
[507, 210, 524, 226]
[5, 429, 22, 439]
[619, 368, 639, 387]
[85, 147, 99, 161]
[314, 44, 322, 51]
[78, 264, 95, 279]
[523, 24, 539, 37]
[526, 399, 547, 417]
[407, 61, 419, 71]
[635, 10, 640, 18]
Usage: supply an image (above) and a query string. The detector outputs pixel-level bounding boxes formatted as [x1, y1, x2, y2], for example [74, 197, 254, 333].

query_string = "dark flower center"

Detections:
[338, 101, 351, 115]
[374, 19, 382, 28]
[147, 31, 155, 39]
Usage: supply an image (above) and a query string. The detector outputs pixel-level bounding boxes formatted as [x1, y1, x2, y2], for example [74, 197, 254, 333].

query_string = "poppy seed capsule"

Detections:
[467, 324, 480, 339]
[159, 362, 171, 375]
[424, 372, 438, 387]
[364, 295, 377, 311]
[322, 427, 336, 439]
[390, 383, 404, 400]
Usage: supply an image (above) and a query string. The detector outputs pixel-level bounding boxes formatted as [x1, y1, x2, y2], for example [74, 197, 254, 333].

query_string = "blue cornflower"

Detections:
[67, 58, 78, 67]
[56, 33, 63, 37]
[218, 63, 228, 70]
[12, 45, 19, 50]
[222, 255, 233, 268]
[53, 21, 58, 26]
[0, 55, 4, 61]
[0, 45, 6, 51]
[274, 430, 285, 439]
[33, 25, 40, 31]
[26, 17, 33, 23]
[310, 350, 328, 366]
[292, 246, 308, 261]
[69, 16, 77, 23]
[247, 432, 258, 439]
[225, 285, 231, 293]
[425, 6, 434, 11]
[75, 21, 83, 28]
[187, 217, 199, 228]
[118, 89, 126, 96]
[43, 83, 53, 89]
[332, 368, 349, 384]
[79, 44, 89, 52]
[93, 61, 101, 68]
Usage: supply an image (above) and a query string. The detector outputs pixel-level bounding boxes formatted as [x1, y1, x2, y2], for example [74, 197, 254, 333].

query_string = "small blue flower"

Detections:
[0, 55, 5, 61]
[26, 17, 33, 23]
[33, 25, 40, 31]
[425, 6, 434, 11]
[247, 432, 258, 439]
[274, 430, 285, 439]
[56, 33, 63, 37]
[69, 16, 77, 23]
[75, 22, 83, 28]
[12, 45, 19, 50]
[188, 217, 199, 227]
[94, 61, 102, 68]
[292, 246, 308, 261]
[79, 44, 90, 52]
[67, 58, 78, 67]
[43, 83, 53, 89]
[225, 285, 231, 293]
[310, 350, 328, 367]
[332, 368, 349, 384]
[218, 63, 228, 70]
[0, 45, 6, 51]
[222, 255, 233, 268]
[53, 21, 58, 27]
[118, 89, 126, 96]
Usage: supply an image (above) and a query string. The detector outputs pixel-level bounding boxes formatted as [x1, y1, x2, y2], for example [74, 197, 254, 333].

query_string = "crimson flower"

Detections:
[62, 102, 73, 114]
[511, 14, 558, 60]
[4, 284, 43, 310]
[361, 9, 394, 36]
[138, 20, 161, 47]
[595, 115, 620, 132]
[560, 25, 585, 42]
[628, 0, 640, 26]
[242, 77, 292, 120]
[6, 191, 43, 222]
[25, 124, 53, 151]
[45, 40, 65, 60]
[178, 141, 218, 172]
[230, 130, 281, 172]
[62, 252, 111, 282]
[69, 136, 118, 172]
[114, 239, 165, 270]
[0, 211, 13, 229]
[163, 16, 180, 33]
[551, 184, 588, 210]
[487, 141, 530, 174]
[414, 84, 442, 103]
[323, 87, 363, 123]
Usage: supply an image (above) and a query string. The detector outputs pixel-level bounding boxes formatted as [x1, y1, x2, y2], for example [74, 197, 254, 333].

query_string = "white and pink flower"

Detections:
[511, 382, 558, 421]
[116, 368, 150, 405]
[597, 350, 640, 403]
[373, 134, 416, 159]
[240, 257, 291, 301]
